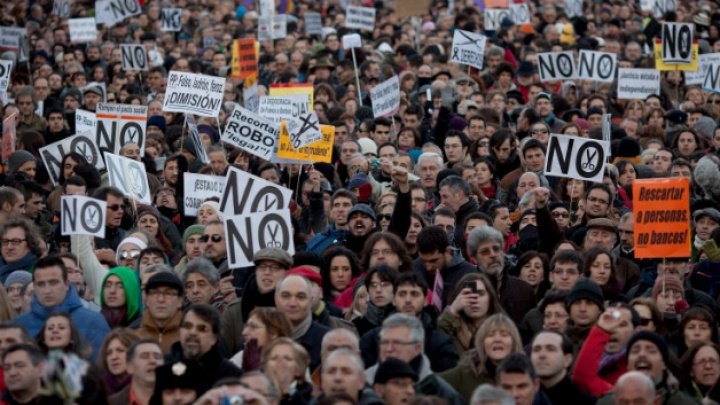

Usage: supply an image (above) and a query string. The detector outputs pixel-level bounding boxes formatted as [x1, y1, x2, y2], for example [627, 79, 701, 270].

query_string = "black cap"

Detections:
[566, 278, 604, 310]
[150, 361, 208, 405]
[374, 357, 418, 385]
[145, 272, 184, 295]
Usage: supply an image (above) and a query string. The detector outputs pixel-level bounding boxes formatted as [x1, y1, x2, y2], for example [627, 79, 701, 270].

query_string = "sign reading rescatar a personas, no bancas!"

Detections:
[224, 209, 295, 268]
[61, 195, 107, 238]
[633, 177, 690, 259]
[450, 30, 486, 70]
[544, 134, 611, 184]
[163, 71, 225, 117]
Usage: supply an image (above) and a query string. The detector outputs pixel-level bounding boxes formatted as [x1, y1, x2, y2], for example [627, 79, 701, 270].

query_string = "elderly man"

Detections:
[181, 257, 225, 312]
[612, 372, 656, 405]
[373, 358, 418, 405]
[313, 348, 383, 404]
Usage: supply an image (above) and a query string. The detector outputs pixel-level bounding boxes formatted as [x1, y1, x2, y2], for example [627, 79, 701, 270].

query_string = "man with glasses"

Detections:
[93, 186, 128, 250]
[567, 184, 614, 242]
[136, 272, 185, 354]
[201, 220, 228, 274]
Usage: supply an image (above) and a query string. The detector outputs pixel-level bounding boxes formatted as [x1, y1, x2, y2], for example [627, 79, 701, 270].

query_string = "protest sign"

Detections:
[163, 71, 225, 117]
[342, 34, 362, 49]
[686, 53, 720, 85]
[304, 12, 322, 35]
[395, 0, 432, 18]
[160, 8, 182, 31]
[564, 0, 583, 18]
[509, 3, 530, 24]
[258, 94, 311, 149]
[704, 64, 720, 93]
[243, 81, 259, 113]
[537, 51, 575, 82]
[75, 109, 96, 134]
[654, 0, 675, 19]
[222, 105, 278, 161]
[97, 0, 141, 25]
[184, 114, 209, 164]
[544, 134, 610, 184]
[633, 178, 690, 259]
[40, 133, 104, 186]
[484, 9, 511, 31]
[268, 83, 314, 106]
[661, 23, 694, 65]
[53, 0, 72, 18]
[68, 18, 97, 43]
[617, 68, 660, 100]
[183, 173, 227, 216]
[345, 6, 376, 31]
[225, 209, 295, 268]
[641, 0, 654, 12]
[219, 166, 294, 216]
[95, 103, 147, 155]
[231, 39, 258, 79]
[654, 38, 698, 71]
[371, 76, 401, 118]
[577, 50, 617, 83]
[104, 152, 151, 204]
[258, 15, 287, 41]
[602, 114, 611, 144]
[0, 27, 25, 53]
[0, 60, 12, 92]
[2, 114, 15, 165]
[483, 0, 507, 7]
[258, 0, 274, 16]
[276, 123, 334, 163]
[61, 196, 107, 238]
[120, 44, 148, 71]
[450, 30, 486, 70]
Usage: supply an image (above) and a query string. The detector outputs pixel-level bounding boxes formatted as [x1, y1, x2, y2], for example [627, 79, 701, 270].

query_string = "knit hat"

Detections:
[348, 174, 373, 203]
[348, 203, 376, 222]
[357, 138, 378, 157]
[695, 116, 716, 141]
[287, 266, 323, 285]
[626, 331, 670, 368]
[374, 357, 419, 385]
[567, 278, 604, 310]
[292, 251, 324, 270]
[137, 205, 161, 223]
[253, 247, 293, 269]
[313, 163, 336, 184]
[3, 270, 32, 289]
[182, 224, 205, 246]
[693, 208, 720, 224]
[61, 88, 82, 103]
[652, 275, 684, 300]
[116, 237, 148, 264]
[100, 267, 141, 321]
[7, 150, 36, 174]
[181, 137, 198, 157]
[449, 116, 468, 131]
[197, 124, 220, 143]
[198, 201, 223, 221]
[145, 271, 184, 295]
[147, 115, 167, 133]
[83, 84, 102, 97]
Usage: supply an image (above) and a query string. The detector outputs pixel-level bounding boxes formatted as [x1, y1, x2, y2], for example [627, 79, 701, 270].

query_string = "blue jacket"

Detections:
[16, 285, 110, 359]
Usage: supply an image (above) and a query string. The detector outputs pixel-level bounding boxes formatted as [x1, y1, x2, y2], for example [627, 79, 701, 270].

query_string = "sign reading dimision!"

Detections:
[163, 71, 225, 117]
[633, 178, 691, 259]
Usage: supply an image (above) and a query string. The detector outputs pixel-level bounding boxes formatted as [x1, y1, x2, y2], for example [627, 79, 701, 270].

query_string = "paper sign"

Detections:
[564, 0, 583, 18]
[342, 33, 362, 50]
[509, 4, 530, 24]
[537, 51, 576, 82]
[68, 18, 97, 43]
[654, 0, 676, 19]
[276, 123, 334, 163]
[53, 0, 72, 18]
[96, 0, 141, 26]
[544, 134, 610, 183]
[704, 64, 720, 93]
[0, 60, 12, 92]
[577, 50, 617, 83]
[0, 27, 25, 53]
[95, 103, 147, 155]
[163, 70, 225, 117]
[617, 68, 660, 99]
[450, 29, 486, 70]
[602, 114, 611, 143]
[160, 8, 182, 31]
[104, 152, 151, 204]
[219, 165, 294, 216]
[224, 209, 295, 268]
[258, 15, 287, 41]
[243, 82, 259, 113]
[395, 0, 432, 18]
[304, 12, 322, 35]
[231, 39, 258, 79]
[40, 133, 104, 186]
[686, 53, 720, 85]
[371, 76, 401, 118]
[484, 9, 511, 31]
[654, 39, 698, 71]
[345, 6, 376, 31]
[183, 173, 227, 216]
[61, 196, 107, 238]
[633, 178, 690, 259]
[661, 23, 694, 65]
[222, 105, 279, 161]
[75, 109, 97, 134]
[120, 44, 148, 71]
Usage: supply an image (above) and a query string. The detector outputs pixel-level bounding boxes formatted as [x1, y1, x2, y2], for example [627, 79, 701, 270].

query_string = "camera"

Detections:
[223, 396, 244, 405]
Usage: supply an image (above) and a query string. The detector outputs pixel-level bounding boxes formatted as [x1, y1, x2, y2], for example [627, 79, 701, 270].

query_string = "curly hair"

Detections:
[0, 217, 43, 258]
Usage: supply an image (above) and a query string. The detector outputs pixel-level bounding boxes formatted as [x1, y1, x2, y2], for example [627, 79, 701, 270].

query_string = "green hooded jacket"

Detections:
[100, 266, 141, 322]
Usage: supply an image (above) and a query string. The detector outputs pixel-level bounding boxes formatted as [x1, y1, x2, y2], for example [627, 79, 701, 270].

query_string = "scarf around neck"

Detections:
[292, 312, 313, 340]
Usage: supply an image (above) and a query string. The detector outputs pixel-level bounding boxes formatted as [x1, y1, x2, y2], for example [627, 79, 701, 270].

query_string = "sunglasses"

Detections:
[552, 211, 570, 218]
[377, 214, 392, 221]
[639, 317, 652, 326]
[119, 249, 141, 260]
[108, 204, 125, 211]
[200, 234, 223, 243]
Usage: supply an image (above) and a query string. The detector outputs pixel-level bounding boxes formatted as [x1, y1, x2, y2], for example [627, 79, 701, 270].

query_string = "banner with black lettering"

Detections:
[224, 209, 295, 268]
[68, 18, 97, 43]
[222, 105, 279, 161]
[617, 68, 660, 99]
[345, 6, 375, 31]
[577, 50, 617, 83]
[95, 0, 141, 26]
[258, 94, 313, 150]
[450, 30, 486, 70]
[183, 173, 227, 216]
[703, 63, 720, 93]
[258, 15, 287, 41]
[163, 71, 225, 117]
[219, 166, 293, 216]
[104, 152, 151, 204]
[371, 76, 401, 118]
[537, 51, 576, 82]
[95, 103, 147, 155]
[686, 53, 720, 86]
[61, 195, 107, 238]
[484, 9, 511, 31]
[40, 132, 104, 186]
[160, 8, 182, 31]
[0, 60, 12, 92]
[53, 0, 72, 18]
[120, 44, 148, 71]
[75, 109, 96, 134]
[544, 134, 611, 183]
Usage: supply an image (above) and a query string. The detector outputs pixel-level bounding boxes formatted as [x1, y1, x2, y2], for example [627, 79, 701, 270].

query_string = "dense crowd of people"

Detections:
[2, 0, 720, 404]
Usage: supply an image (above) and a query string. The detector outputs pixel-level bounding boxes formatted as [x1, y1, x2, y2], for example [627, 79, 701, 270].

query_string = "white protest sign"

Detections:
[686, 53, 720, 85]
[219, 165, 294, 216]
[61, 196, 107, 238]
[258, 94, 312, 145]
[537, 51, 576, 82]
[484, 9, 512, 31]
[258, 15, 287, 41]
[68, 18, 97, 43]
[564, 0, 583, 18]
[304, 12, 322, 35]
[96, 103, 147, 155]
[259, 0, 274, 16]
[243, 84, 258, 113]
[96, 0, 141, 26]
[577, 50, 617, 83]
[75, 109, 96, 134]
[544, 134, 610, 184]
[40, 133, 104, 186]
[509, 4, 530, 24]
[0, 60, 12, 92]
[184, 114, 209, 164]
[661, 23, 694, 65]
[104, 152, 151, 204]
[345, 6, 376, 31]
[450, 30, 486, 70]
[703, 64, 720, 93]
[120, 44, 148, 71]
[223, 105, 279, 161]
[617, 68, 660, 99]
[0, 27, 25, 53]
[342, 33, 362, 50]
[602, 114, 611, 143]
[641, 0, 654, 12]
[183, 173, 226, 216]
[163, 71, 225, 117]
[371, 76, 401, 118]
[654, 0, 676, 19]
[292, 112, 321, 148]
[224, 209, 295, 268]
[53, 0, 72, 18]
[160, 8, 182, 31]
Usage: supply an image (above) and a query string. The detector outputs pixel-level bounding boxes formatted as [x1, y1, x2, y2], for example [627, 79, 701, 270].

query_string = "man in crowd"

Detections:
[109, 340, 164, 405]
[136, 272, 184, 354]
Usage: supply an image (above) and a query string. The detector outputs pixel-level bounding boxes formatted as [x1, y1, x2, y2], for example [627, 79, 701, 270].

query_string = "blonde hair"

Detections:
[470, 314, 523, 376]
[261, 337, 309, 381]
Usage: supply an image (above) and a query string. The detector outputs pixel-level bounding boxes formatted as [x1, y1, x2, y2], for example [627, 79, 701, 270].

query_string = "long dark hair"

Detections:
[321, 246, 362, 297]
[36, 311, 91, 359]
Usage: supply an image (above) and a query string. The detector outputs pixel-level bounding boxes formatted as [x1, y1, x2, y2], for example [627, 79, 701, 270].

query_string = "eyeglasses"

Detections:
[694, 358, 720, 367]
[119, 249, 141, 260]
[552, 211, 570, 218]
[639, 317, 653, 326]
[378, 214, 392, 222]
[108, 204, 125, 211]
[379, 339, 417, 347]
[147, 289, 180, 298]
[256, 263, 285, 272]
[587, 196, 610, 205]
[181, 321, 211, 333]
[200, 234, 223, 243]
[1, 239, 26, 247]
[368, 281, 392, 289]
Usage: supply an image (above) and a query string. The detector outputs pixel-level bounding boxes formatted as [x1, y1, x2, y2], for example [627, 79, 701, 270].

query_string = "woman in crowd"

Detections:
[352, 265, 399, 336]
[630, 297, 666, 335]
[472, 157, 499, 201]
[674, 307, 719, 359]
[583, 247, 623, 302]
[36, 312, 91, 359]
[680, 342, 720, 401]
[231, 307, 293, 370]
[512, 251, 550, 301]
[671, 128, 705, 160]
[3, 270, 31, 317]
[135, 205, 176, 259]
[321, 246, 362, 308]
[0, 284, 16, 322]
[97, 328, 140, 394]
[100, 267, 141, 328]
[404, 213, 426, 258]
[261, 337, 313, 404]
[197, 200, 222, 225]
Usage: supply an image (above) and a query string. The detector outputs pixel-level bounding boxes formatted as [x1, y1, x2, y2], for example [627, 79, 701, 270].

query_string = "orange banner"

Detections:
[632, 178, 691, 259]
[231, 39, 258, 79]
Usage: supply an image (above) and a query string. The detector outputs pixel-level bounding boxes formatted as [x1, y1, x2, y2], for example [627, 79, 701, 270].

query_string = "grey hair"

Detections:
[240, 371, 281, 401]
[182, 257, 220, 285]
[415, 152, 444, 173]
[615, 371, 655, 398]
[324, 348, 365, 374]
[470, 384, 514, 405]
[467, 226, 504, 256]
[321, 328, 360, 352]
[380, 313, 425, 350]
[486, 46, 504, 58]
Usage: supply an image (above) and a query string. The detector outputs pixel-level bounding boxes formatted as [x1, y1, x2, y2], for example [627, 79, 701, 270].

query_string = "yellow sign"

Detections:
[654, 39, 699, 71]
[269, 83, 314, 107]
[277, 123, 334, 163]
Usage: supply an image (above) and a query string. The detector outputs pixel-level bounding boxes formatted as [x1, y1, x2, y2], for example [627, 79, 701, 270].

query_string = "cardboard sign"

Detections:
[304, 12, 322, 35]
[231, 39, 258, 79]
[371, 75, 401, 118]
[0, 60, 12, 92]
[537, 51, 576, 82]
[258, 0, 274, 16]
[61, 196, 107, 238]
[222, 105, 279, 161]
[104, 152, 151, 204]
[484, 9, 511, 31]
[184, 114, 209, 164]
[633, 178, 690, 259]
[258, 15, 287, 41]
[509, 3, 530, 24]
[219, 165, 293, 216]
[564, 0, 583, 18]
[160, 8, 182, 31]
[544, 134, 610, 183]
[342, 33, 362, 50]
[183, 173, 227, 216]
[686, 53, 720, 85]
[577, 50, 617, 83]
[53, 0, 72, 18]
[95, 103, 147, 155]
[450, 29, 486, 70]
[654, 38, 698, 71]
[163, 71, 225, 117]
[662, 23, 694, 65]
[68, 18, 97, 43]
[224, 209, 295, 268]
[641, 0, 654, 11]
[40, 133, 104, 186]
[276, 123, 334, 163]
[345, 6, 376, 31]
[617, 68, 661, 100]
[120, 44, 148, 71]
[395, 0, 432, 18]
[75, 109, 96, 134]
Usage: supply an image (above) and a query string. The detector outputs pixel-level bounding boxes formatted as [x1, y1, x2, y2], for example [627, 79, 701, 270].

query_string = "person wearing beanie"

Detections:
[7, 150, 37, 178]
[652, 275, 686, 315]
[136, 272, 185, 355]
[99, 266, 141, 328]
[149, 361, 208, 405]
[373, 357, 418, 404]
[4, 270, 32, 315]
[565, 278, 604, 350]
[197, 200, 223, 225]
[147, 115, 167, 134]
[180, 137, 203, 173]
[174, 224, 205, 275]
[116, 236, 148, 268]
[135, 204, 178, 259]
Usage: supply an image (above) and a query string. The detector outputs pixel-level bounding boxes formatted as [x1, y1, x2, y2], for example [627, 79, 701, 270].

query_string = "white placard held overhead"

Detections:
[342, 34, 362, 49]
[53, 0, 72, 18]
[371, 76, 401, 118]
[224, 209, 295, 268]
[120, 44, 148, 71]
[703, 64, 720, 93]
[258, 15, 287, 41]
[537, 51, 576, 82]
[68, 18, 97, 43]
[0, 27, 26, 53]
[160, 8, 182, 31]
[484, 9, 512, 31]
[40, 133, 104, 186]
[97, 0, 141, 25]
[509, 4, 530, 24]
[0, 60, 12, 92]
[222, 105, 279, 161]
[564, 0, 583, 18]
[686, 53, 720, 85]
[75, 109, 97, 134]
[258, 94, 312, 146]
[243, 84, 259, 113]
[61, 196, 107, 238]
[304, 12, 322, 35]
[345, 6, 376, 31]
[576, 50, 617, 83]
[661, 23, 694, 65]
[104, 152, 151, 204]
[654, 0, 676, 19]
[163, 71, 225, 117]
[450, 30, 486, 70]
[617, 68, 661, 100]
[183, 173, 227, 216]
[219, 166, 294, 216]
[95, 103, 147, 155]
[544, 134, 611, 184]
